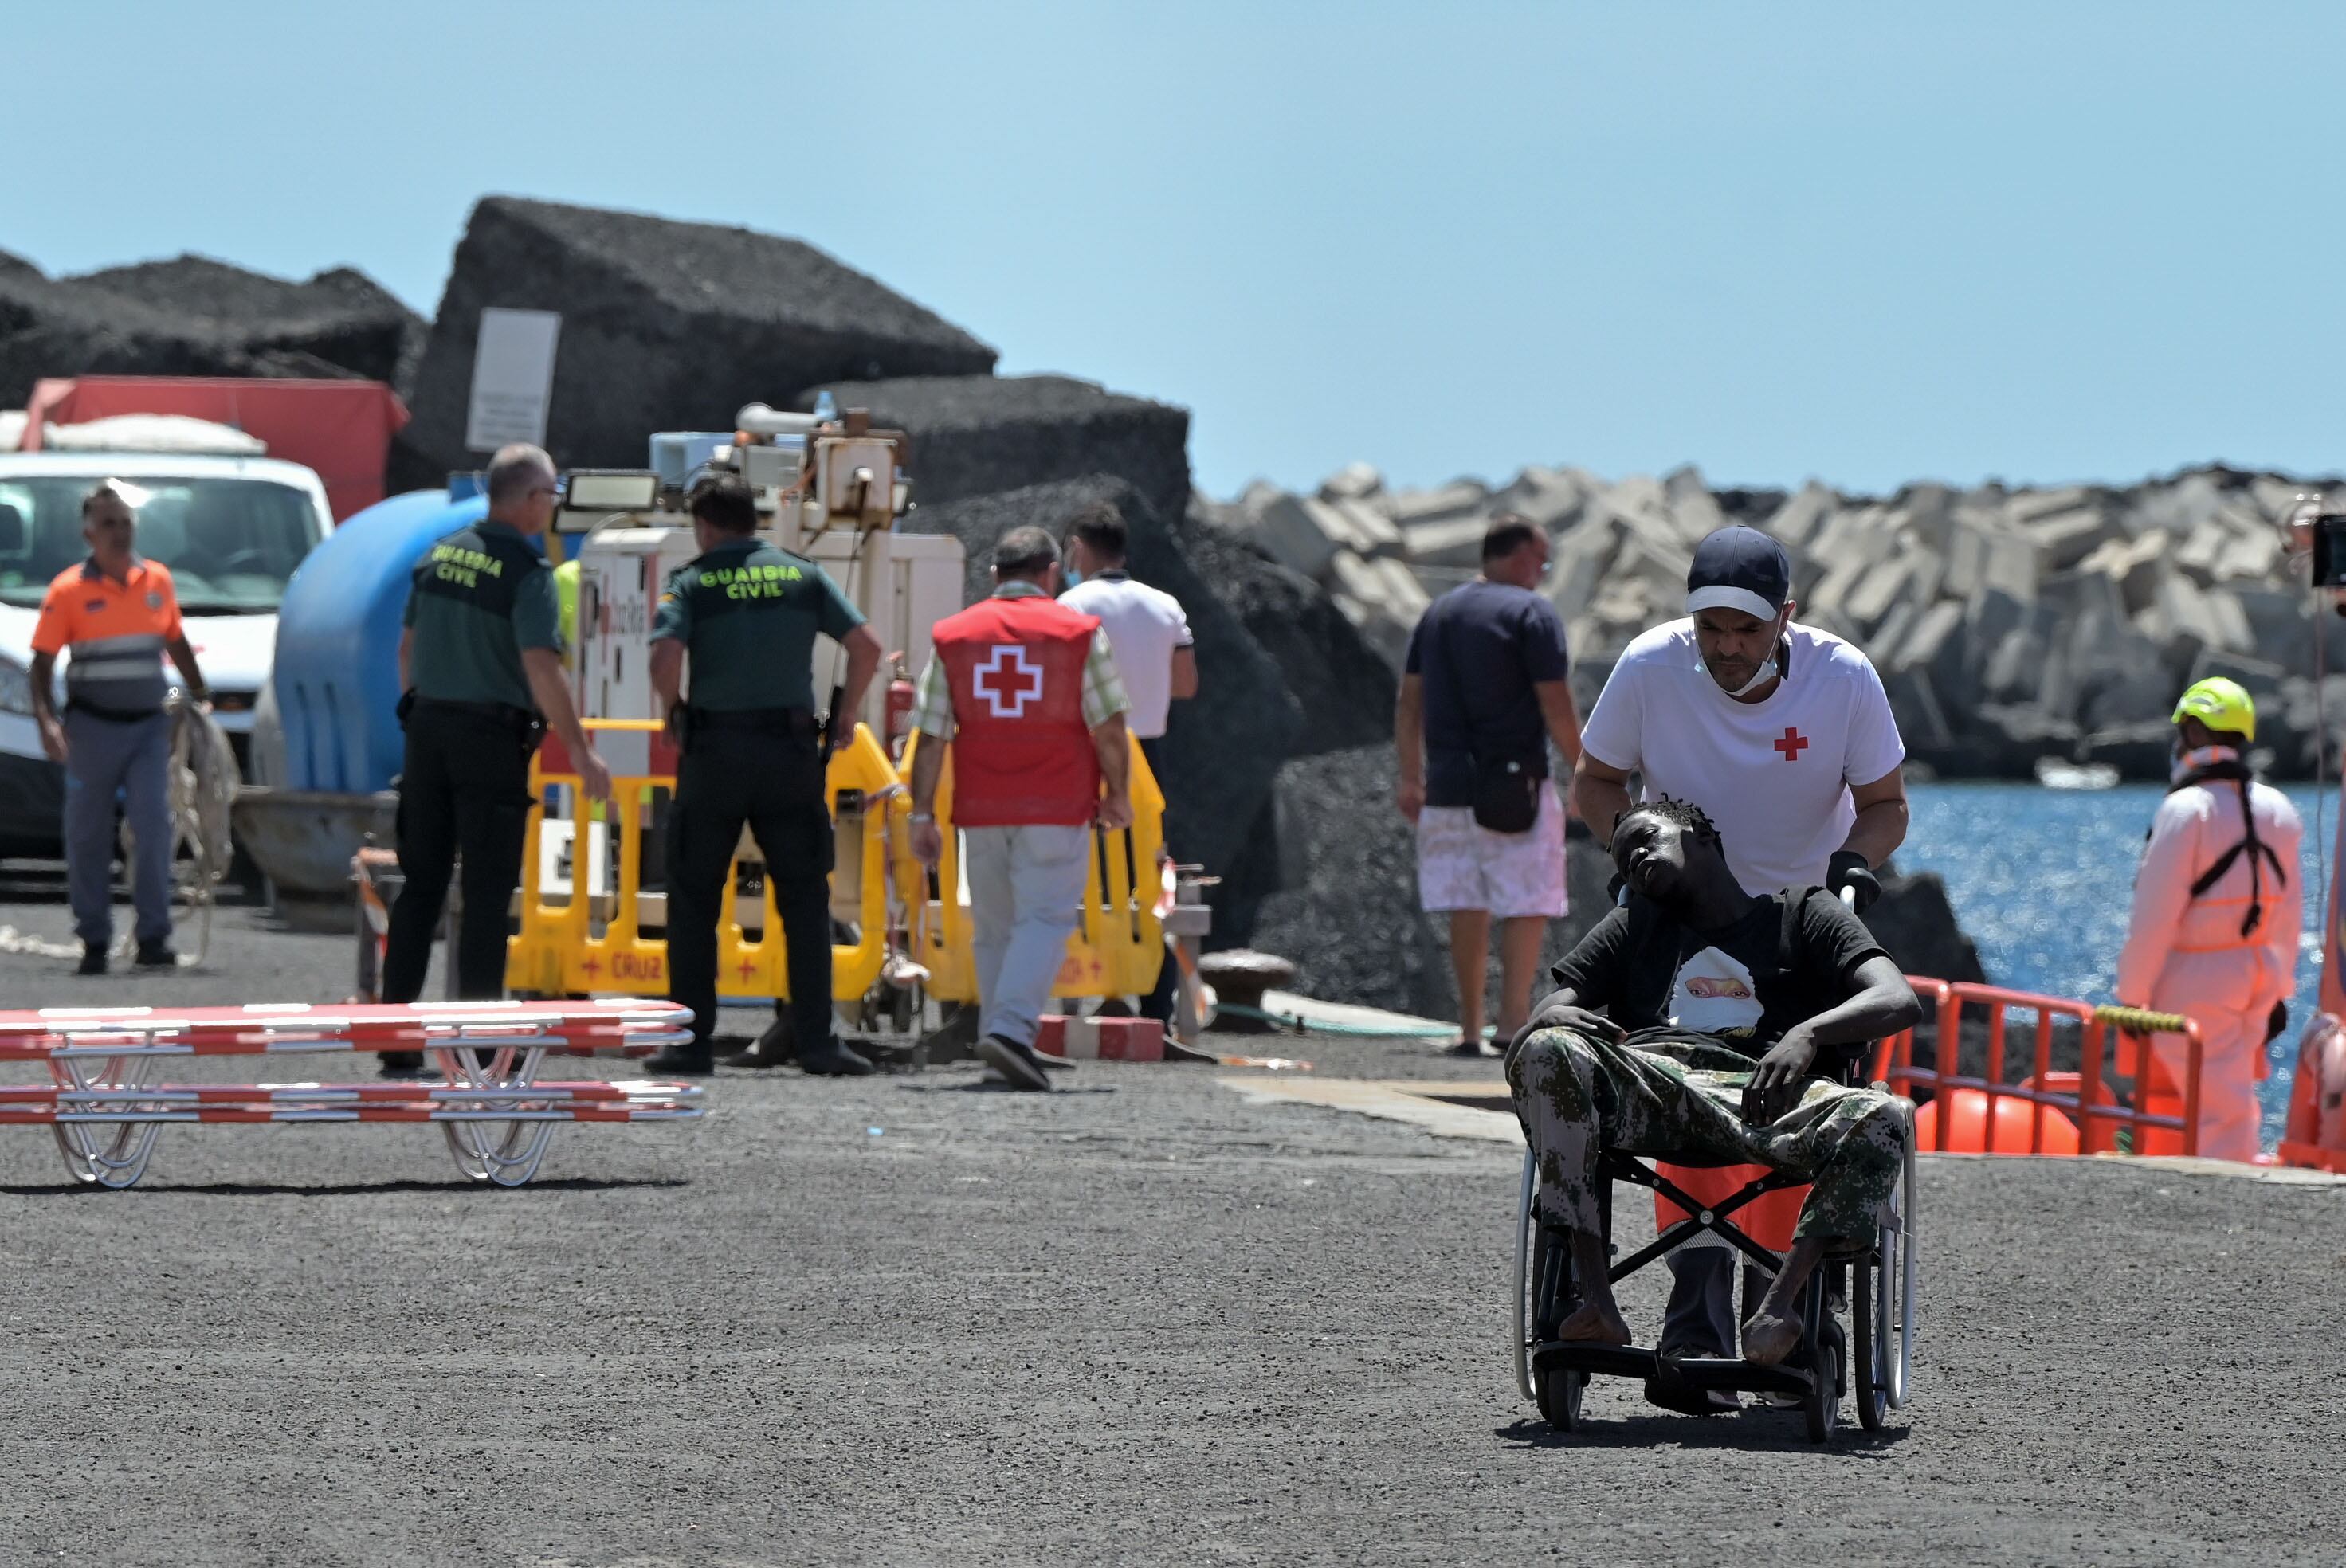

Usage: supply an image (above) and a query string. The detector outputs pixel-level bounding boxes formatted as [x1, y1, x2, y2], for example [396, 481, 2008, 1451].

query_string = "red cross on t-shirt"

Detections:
[1773, 727, 1809, 762]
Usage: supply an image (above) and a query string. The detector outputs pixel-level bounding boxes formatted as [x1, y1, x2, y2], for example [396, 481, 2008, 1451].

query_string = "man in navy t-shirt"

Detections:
[1395, 514, 1585, 1055]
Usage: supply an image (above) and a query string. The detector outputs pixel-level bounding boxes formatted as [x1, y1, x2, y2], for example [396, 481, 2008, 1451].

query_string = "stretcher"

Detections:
[0, 998, 702, 1190]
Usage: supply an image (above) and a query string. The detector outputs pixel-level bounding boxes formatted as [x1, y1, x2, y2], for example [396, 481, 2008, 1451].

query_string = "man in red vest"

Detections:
[908, 526, 1136, 1091]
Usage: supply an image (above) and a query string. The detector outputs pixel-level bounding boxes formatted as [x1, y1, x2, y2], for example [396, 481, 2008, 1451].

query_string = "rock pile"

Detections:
[1222, 461, 2346, 779]
[398, 198, 998, 484]
[0, 251, 423, 409]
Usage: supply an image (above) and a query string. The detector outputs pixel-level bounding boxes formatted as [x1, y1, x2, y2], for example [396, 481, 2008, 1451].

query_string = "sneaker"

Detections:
[975, 1033, 1053, 1092]
[377, 1052, 426, 1080]
[798, 1037, 876, 1077]
[134, 940, 178, 968]
[76, 944, 106, 977]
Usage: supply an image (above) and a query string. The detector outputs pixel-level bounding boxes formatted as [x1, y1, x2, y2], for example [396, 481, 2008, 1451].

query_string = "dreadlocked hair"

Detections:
[1614, 794, 1723, 850]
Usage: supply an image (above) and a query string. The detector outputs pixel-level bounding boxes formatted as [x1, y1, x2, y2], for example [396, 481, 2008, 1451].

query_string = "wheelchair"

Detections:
[1510, 1053, 1918, 1442]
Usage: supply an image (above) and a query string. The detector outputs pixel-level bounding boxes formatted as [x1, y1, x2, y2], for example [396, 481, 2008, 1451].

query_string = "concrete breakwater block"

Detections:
[401, 197, 996, 476]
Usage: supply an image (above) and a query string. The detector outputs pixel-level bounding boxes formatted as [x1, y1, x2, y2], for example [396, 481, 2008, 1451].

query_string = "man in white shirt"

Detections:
[1569, 523, 1909, 1410]
[1061, 500, 1198, 1024]
[1060, 502, 1197, 767]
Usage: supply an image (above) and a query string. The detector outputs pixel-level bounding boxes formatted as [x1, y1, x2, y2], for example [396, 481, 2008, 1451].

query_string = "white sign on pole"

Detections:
[464, 307, 563, 452]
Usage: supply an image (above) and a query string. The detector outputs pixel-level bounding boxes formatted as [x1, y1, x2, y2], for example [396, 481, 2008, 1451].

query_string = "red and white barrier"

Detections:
[0, 997, 701, 1189]
[1033, 1015, 1167, 1063]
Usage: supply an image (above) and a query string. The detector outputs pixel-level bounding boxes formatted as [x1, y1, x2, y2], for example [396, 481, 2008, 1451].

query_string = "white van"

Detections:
[0, 450, 332, 857]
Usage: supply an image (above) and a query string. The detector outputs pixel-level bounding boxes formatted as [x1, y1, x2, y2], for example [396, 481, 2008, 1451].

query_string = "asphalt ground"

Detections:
[0, 877, 2340, 1566]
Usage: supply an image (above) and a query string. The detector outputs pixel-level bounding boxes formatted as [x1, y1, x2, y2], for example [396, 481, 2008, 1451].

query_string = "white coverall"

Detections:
[2116, 778, 2303, 1162]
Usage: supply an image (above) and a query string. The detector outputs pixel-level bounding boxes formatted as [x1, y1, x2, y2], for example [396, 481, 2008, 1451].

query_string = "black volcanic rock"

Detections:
[907, 475, 1300, 878]
[802, 374, 1192, 538]
[400, 197, 996, 476]
[0, 253, 421, 407]
[1183, 503, 1396, 759]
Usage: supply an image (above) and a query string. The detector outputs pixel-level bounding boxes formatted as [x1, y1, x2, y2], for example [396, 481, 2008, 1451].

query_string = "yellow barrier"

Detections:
[896, 731, 1167, 1003]
[505, 718, 904, 1002]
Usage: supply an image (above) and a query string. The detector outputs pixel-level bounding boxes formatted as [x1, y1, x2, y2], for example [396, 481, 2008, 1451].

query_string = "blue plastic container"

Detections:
[273, 488, 489, 793]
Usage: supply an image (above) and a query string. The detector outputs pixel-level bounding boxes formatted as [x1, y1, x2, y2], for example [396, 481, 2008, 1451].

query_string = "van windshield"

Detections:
[0, 476, 323, 613]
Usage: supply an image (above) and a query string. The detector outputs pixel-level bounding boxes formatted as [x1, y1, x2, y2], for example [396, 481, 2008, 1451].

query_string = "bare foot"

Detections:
[1742, 1307, 1801, 1366]
[1556, 1300, 1632, 1345]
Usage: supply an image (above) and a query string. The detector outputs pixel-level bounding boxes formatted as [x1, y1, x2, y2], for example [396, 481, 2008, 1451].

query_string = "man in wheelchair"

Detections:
[1506, 795, 1921, 1369]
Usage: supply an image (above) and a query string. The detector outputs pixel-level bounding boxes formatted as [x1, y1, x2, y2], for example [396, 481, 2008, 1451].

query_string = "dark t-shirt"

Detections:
[1404, 580, 1570, 806]
[1548, 889, 1889, 1057]
[402, 520, 562, 712]
[650, 538, 865, 711]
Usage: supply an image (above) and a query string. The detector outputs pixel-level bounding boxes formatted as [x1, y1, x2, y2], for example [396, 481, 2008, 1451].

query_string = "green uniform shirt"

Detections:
[650, 536, 864, 711]
[403, 519, 563, 711]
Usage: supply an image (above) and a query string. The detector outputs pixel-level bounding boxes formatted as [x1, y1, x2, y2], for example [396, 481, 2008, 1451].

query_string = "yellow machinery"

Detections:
[507, 717, 908, 1002]
[503, 406, 1173, 1021]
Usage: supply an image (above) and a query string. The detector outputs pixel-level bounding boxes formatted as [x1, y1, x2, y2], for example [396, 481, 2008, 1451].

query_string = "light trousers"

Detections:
[963, 823, 1091, 1049]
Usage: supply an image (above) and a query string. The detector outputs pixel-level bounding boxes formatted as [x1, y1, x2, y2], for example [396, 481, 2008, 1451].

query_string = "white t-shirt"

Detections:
[1059, 571, 1193, 739]
[1579, 619, 1906, 896]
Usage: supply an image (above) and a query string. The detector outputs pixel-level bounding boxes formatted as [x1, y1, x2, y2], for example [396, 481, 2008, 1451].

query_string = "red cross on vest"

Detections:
[971, 643, 1046, 718]
[1773, 727, 1809, 762]
[933, 594, 1104, 827]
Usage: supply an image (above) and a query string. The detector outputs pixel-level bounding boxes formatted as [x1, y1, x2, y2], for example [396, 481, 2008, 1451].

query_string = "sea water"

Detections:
[1901, 781, 2334, 1148]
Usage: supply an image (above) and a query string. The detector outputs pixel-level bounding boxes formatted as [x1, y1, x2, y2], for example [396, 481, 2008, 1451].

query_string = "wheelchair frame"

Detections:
[1512, 1093, 1917, 1442]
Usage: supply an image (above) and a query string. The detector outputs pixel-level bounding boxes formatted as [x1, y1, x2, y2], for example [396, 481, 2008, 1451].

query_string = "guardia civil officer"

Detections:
[378, 445, 613, 1077]
[643, 473, 882, 1077]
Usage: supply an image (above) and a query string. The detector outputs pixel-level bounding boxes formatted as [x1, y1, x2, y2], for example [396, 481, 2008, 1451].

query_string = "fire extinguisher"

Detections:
[885, 653, 914, 762]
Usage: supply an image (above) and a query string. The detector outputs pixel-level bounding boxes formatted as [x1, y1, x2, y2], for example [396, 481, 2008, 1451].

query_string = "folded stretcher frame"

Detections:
[0, 998, 704, 1190]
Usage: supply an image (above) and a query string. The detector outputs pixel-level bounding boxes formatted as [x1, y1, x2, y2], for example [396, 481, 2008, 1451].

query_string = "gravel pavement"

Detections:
[0, 880, 2339, 1566]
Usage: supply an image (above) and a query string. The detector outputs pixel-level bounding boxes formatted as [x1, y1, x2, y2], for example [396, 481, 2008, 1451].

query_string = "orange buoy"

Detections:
[1914, 1087, 2082, 1154]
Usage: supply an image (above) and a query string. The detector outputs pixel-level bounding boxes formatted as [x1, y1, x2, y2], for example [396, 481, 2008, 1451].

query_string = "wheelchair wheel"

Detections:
[1518, 1151, 1589, 1429]
[1796, 1272, 1841, 1443]
[1804, 1319, 1844, 1442]
[1854, 1256, 1889, 1431]
[1528, 1221, 1587, 1429]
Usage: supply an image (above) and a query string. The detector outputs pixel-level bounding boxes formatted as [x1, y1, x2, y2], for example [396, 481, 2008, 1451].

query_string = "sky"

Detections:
[10, 2, 2345, 501]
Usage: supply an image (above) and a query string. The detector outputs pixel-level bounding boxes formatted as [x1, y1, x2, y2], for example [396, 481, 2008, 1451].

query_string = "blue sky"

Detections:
[11, 2, 2344, 500]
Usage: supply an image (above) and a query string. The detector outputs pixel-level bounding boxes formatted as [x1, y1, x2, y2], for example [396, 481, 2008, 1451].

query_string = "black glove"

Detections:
[1827, 849, 1880, 914]
[1606, 872, 1628, 907]
[2267, 1001, 2289, 1044]
[394, 688, 417, 730]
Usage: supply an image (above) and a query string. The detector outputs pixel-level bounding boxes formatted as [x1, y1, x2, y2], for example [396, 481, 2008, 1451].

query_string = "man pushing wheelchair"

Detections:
[1507, 794, 1920, 1375]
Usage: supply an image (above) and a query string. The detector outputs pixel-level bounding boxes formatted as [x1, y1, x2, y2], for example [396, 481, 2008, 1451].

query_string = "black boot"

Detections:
[76, 943, 106, 977]
[798, 1037, 875, 1077]
[721, 1013, 795, 1069]
[643, 1043, 715, 1076]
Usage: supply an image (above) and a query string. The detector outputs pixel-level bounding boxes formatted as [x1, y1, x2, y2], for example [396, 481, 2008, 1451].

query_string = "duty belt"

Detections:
[682, 705, 817, 739]
[410, 696, 544, 746]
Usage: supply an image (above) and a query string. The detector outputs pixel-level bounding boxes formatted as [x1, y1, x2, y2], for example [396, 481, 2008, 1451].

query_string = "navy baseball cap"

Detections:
[1685, 526, 1791, 620]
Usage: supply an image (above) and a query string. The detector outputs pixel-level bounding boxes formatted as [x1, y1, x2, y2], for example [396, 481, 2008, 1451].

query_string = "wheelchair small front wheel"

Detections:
[1534, 1362, 1585, 1430]
[1803, 1321, 1844, 1443]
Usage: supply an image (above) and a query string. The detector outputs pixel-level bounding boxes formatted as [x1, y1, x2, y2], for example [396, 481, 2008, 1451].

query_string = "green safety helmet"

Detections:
[2172, 676, 2255, 742]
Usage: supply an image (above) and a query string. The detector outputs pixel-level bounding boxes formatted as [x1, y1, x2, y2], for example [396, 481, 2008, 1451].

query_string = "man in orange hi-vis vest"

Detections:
[908, 526, 1134, 1092]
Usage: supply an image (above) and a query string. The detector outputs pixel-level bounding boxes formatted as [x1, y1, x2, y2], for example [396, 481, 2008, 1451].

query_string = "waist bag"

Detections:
[1437, 610, 1544, 834]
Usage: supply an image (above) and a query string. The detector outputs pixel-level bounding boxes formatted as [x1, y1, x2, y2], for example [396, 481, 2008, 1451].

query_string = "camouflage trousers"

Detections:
[1507, 1027, 1905, 1245]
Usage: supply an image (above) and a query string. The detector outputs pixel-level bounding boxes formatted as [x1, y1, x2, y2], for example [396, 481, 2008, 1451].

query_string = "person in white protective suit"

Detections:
[2115, 678, 2302, 1162]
